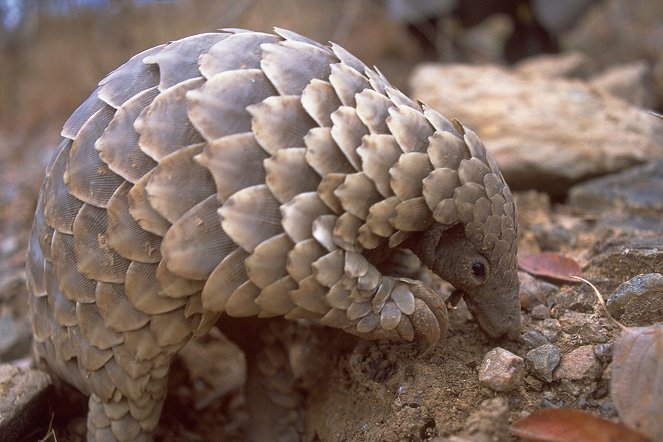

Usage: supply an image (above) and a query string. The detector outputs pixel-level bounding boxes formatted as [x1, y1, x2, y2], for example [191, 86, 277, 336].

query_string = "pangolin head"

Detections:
[406, 122, 521, 339]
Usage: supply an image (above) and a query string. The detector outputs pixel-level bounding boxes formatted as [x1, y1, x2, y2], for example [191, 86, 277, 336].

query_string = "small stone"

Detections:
[526, 344, 561, 383]
[594, 343, 613, 364]
[0, 364, 53, 440]
[531, 304, 550, 320]
[554, 345, 602, 380]
[479, 347, 525, 392]
[521, 330, 549, 349]
[537, 318, 562, 342]
[607, 273, 663, 326]
[518, 271, 558, 311]
[558, 311, 607, 343]
[550, 286, 597, 312]
[558, 311, 592, 333]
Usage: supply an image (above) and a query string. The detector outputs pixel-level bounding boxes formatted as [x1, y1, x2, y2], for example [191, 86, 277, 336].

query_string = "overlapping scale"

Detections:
[187, 69, 275, 142]
[218, 184, 282, 252]
[145, 143, 215, 223]
[330, 106, 367, 170]
[304, 127, 354, 177]
[96, 87, 159, 183]
[248, 95, 316, 155]
[43, 139, 84, 233]
[196, 132, 268, 202]
[73, 203, 131, 283]
[260, 40, 336, 96]
[161, 195, 234, 280]
[143, 33, 228, 91]
[106, 182, 162, 263]
[301, 80, 341, 127]
[136, 77, 206, 161]
[199, 31, 278, 79]
[386, 105, 434, 153]
[264, 148, 320, 203]
[98, 45, 163, 109]
[65, 105, 124, 207]
[355, 89, 392, 134]
[357, 134, 401, 198]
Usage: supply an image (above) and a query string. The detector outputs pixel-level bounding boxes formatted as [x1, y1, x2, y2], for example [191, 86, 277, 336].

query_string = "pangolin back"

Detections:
[27, 28, 520, 441]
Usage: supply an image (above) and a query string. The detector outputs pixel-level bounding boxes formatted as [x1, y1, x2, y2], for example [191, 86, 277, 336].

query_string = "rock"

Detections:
[554, 345, 602, 380]
[606, 273, 663, 326]
[589, 61, 656, 109]
[515, 52, 590, 79]
[568, 160, 663, 216]
[558, 311, 593, 333]
[594, 343, 613, 364]
[526, 344, 561, 382]
[0, 364, 53, 441]
[518, 271, 559, 311]
[479, 347, 524, 392]
[459, 397, 510, 442]
[550, 286, 597, 313]
[410, 63, 663, 196]
[590, 235, 663, 283]
[521, 330, 550, 349]
[531, 304, 550, 320]
[558, 311, 607, 343]
[537, 318, 562, 343]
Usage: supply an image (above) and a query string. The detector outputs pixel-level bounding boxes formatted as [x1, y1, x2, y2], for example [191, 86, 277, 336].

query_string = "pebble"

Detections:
[594, 343, 613, 364]
[521, 330, 549, 349]
[526, 344, 561, 383]
[554, 345, 602, 380]
[0, 364, 53, 440]
[558, 311, 606, 343]
[558, 311, 592, 333]
[479, 347, 525, 392]
[530, 304, 550, 320]
[607, 273, 663, 326]
[537, 318, 562, 342]
[518, 272, 558, 311]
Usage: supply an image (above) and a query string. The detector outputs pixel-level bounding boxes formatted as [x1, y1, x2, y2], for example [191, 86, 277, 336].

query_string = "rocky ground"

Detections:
[1, 0, 662, 441]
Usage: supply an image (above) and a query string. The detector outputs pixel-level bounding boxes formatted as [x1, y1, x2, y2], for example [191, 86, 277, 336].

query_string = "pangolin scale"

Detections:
[27, 28, 521, 441]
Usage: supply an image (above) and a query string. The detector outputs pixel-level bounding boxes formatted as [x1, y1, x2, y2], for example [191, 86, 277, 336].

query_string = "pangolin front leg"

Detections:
[27, 28, 521, 441]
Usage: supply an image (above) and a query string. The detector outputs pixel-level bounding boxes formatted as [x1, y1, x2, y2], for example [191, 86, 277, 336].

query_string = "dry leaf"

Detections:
[611, 324, 663, 442]
[511, 408, 651, 442]
[518, 252, 581, 283]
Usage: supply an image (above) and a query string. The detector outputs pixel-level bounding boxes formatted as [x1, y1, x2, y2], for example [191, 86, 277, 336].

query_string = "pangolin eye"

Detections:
[471, 262, 486, 279]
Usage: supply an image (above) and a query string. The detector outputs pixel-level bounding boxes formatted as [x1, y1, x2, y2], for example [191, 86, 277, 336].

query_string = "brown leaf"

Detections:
[611, 324, 663, 442]
[511, 408, 651, 442]
[518, 252, 581, 283]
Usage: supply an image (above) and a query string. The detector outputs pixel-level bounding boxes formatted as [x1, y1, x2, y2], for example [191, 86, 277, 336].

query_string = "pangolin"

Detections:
[26, 28, 521, 441]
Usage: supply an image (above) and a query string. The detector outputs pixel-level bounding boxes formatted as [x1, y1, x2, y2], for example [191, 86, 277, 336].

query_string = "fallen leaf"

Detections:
[511, 408, 651, 442]
[518, 252, 581, 283]
[611, 324, 663, 442]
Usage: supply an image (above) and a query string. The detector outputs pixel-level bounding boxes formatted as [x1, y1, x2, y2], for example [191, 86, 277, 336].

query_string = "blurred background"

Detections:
[1, 0, 662, 138]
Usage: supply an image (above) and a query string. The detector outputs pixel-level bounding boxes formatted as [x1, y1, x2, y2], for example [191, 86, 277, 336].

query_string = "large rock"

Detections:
[410, 63, 663, 195]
